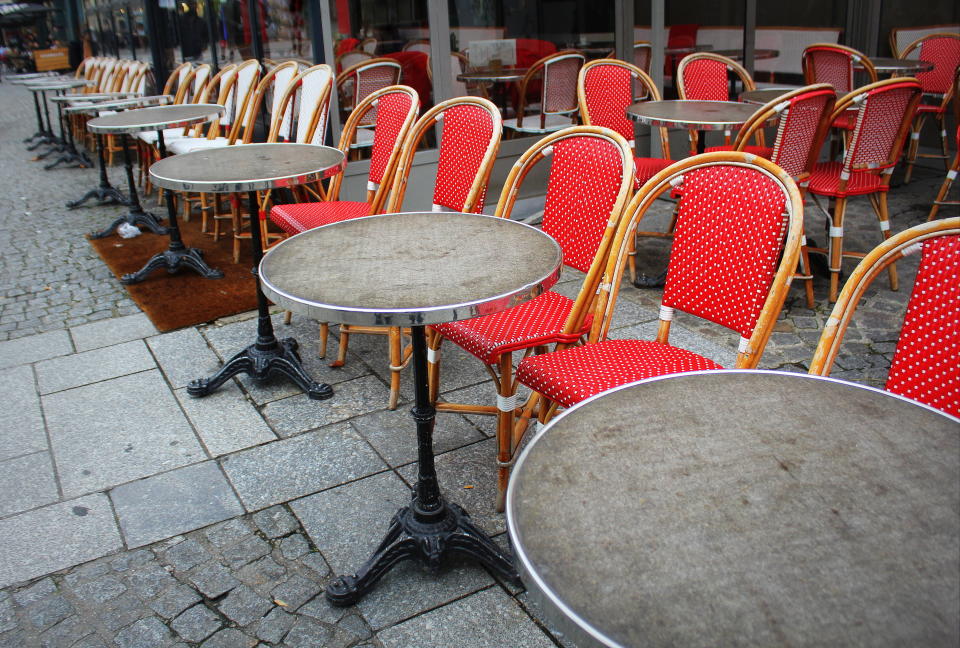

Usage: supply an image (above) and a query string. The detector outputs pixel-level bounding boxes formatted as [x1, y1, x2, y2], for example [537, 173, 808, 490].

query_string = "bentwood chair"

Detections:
[929, 126, 960, 220]
[731, 84, 837, 306]
[677, 52, 763, 155]
[514, 151, 803, 428]
[503, 50, 585, 135]
[802, 43, 878, 142]
[332, 96, 503, 410]
[809, 218, 960, 418]
[403, 39, 432, 55]
[633, 41, 652, 73]
[337, 58, 403, 149]
[335, 49, 373, 73]
[428, 125, 634, 510]
[899, 33, 960, 183]
[806, 78, 923, 302]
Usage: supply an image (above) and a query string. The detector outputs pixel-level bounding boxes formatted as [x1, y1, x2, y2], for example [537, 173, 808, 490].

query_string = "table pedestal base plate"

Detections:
[87, 135, 165, 237]
[188, 190, 331, 400]
[325, 327, 521, 606]
[121, 131, 223, 283]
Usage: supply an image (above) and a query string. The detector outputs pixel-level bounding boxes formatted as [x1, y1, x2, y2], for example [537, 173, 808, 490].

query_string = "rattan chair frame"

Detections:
[808, 217, 960, 376]
[507, 50, 585, 132]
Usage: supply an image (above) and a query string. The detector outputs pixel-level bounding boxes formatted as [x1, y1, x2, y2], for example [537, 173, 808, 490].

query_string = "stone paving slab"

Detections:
[0, 494, 122, 589]
[0, 452, 59, 518]
[173, 382, 276, 457]
[111, 461, 245, 548]
[0, 329, 73, 369]
[0, 364, 47, 462]
[146, 326, 224, 390]
[69, 313, 158, 352]
[43, 370, 206, 498]
[34, 338, 155, 394]
[261, 374, 393, 438]
[221, 422, 388, 511]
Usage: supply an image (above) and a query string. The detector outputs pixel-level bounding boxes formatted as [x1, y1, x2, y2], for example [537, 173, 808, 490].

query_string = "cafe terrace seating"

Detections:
[802, 43, 878, 141]
[809, 218, 960, 418]
[513, 152, 803, 425]
[806, 78, 922, 302]
[899, 33, 960, 183]
[677, 52, 767, 155]
[730, 83, 837, 306]
[427, 125, 634, 510]
[502, 50, 585, 135]
[336, 58, 403, 148]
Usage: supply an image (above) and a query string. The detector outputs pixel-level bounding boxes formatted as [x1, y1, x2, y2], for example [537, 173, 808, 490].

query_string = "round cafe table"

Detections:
[149, 143, 346, 400]
[24, 78, 92, 166]
[259, 211, 563, 606]
[740, 87, 796, 105]
[457, 67, 528, 83]
[65, 95, 174, 216]
[89, 104, 225, 284]
[860, 57, 934, 76]
[507, 370, 959, 648]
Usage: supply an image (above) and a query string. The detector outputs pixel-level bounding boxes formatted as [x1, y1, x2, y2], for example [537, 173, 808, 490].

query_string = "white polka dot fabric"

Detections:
[807, 161, 885, 197]
[803, 47, 855, 93]
[271, 201, 369, 234]
[680, 58, 730, 101]
[433, 104, 497, 212]
[885, 234, 960, 418]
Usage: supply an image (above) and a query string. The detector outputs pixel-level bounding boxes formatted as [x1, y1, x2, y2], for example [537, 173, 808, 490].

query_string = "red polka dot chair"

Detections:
[330, 96, 504, 410]
[809, 218, 960, 418]
[677, 52, 765, 155]
[503, 50, 585, 136]
[577, 58, 674, 284]
[802, 43, 878, 148]
[426, 126, 635, 510]
[336, 58, 403, 149]
[898, 33, 960, 184]
[730, 84, 837, 307]
[806, 78, 923, 303]
[514, 151, 804, 428]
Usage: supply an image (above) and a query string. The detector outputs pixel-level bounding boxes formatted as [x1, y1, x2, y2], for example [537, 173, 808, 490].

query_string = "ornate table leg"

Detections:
[32, 91, 65, 160]
[88, 134, 166, 236]
[187, 190, 333, 399]
[121, 131, 223, 284]
[24, 90, 47, 145]
[325, 326, 521, 607]
[45, 98, 93, 170]
[69, 133, 131, 209]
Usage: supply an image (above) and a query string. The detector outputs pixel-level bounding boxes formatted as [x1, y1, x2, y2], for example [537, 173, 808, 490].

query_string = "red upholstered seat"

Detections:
[830, 112, 856, 129]
[635, 156, 674, 186]
[516, 339, 722, 407]
[432, 292, 592, 364]
[271, 201, 370, 234]
[806, 161, 886, 197]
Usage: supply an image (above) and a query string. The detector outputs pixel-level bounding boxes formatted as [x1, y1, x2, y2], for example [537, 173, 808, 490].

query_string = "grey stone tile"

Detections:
[398, 438, 503, 535]
[377, 587, 556, 648]
[186, 562, 239, 599]
[270, 573, 321, 611]
[351, 404, 485, 468]
[70, 574, 127, 606]
[0, 330, 73, 369]
[221, 536, 271, 569]
[23, 593, 74, 631]
[0, 451, 59, 517]
[147, 584, 201, 620]
[171, 604, 222, 643]
[200, 313, 369, 405]
[203, 518, 253, 548]
[0, 364, 46, 462]
[200, 627, 257, 648]
[282, 616, 336, 648]
[114, 615, 172, 648]
[255, 606, 294, 644]
[290, 472, 411, 572]
[161, 538, 212, 573]
[0, 494, 122, 589]
[125, 561, 179, 599]
[38, 614, 93, 648]
[261, 375, 392, 438]
[217, 584, 272, 626]
[14, 578, 57, 605]
[146, 328, 223, 390]
[174, 383, 276, 456]
[111, 462, 244, 548]
[251, 506, 298, 538]
[221, 423, 387, 511]
[35, 340, 155, 395]
[70, 313, 158, 352]
[279, 534, 310, 560]
[43, 370, 205, 498]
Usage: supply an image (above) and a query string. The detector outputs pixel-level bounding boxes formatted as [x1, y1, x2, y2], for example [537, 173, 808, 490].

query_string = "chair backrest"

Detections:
[337, 58, 404, 124]
[336, 49, 373, 73]
[188, 64, 212, 103]
[327, 85, 420, 214]
[732, 84, 836, 182]
[496, 127, 634, 336]
[834, 78, 922, 180]
[677, 52, 755, 101]
[220, 59, 260, 132]
[889, 24, 960, 58]
[899, 33, 960, 100]
[97, 58, 119, 92]
[360, 37, 378, 54]
[189, 64, 237, 137]
[236, 61, 299, 144]
[268, 64, 334, 145]
[386, 96, 502, 214]
[578, 58, 670, 159]
[809, 218, 960, 418]
[802, 43, 877, 94]
[633, 41, 652, 72]
[403, 39, 431, 55]
[515, 50, 585, 127]
[593, 152, 803, 366]
[162, 61, 193, 100]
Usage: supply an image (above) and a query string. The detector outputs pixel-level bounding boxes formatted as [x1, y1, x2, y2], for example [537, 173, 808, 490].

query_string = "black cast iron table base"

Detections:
[70, 184, 131, 210]
[86, 134, 164, 236]
[89, 208, 167, 239]
[44, 148, 92, 170]
[187, 336, 334, 400]
[325, 326, 521, 606]
[188, 190, 331, 400]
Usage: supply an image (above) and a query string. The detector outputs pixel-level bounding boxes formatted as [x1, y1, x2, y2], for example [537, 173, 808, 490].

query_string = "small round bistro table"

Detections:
[149, 142, 346, 400]
[711, 47, 780, 61]
[89, 104, 225, 283]
[259, 211, 563, 606]
[65, 95, 174, 213]
[507, 370, 960, 648]
[861, 56, 934, 76]
[740, 87, 796, 105]
[24, 78, 92, 166]
[456, 67, 529, 83]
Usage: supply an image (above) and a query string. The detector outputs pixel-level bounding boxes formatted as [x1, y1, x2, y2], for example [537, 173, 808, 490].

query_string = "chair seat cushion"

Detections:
[831, 112, 856, 130]
[635, 156, 674, 188]
[270, 200, 370, 234]
[516, 339, 723, 408]
[431, 291, 592, 365]
[137, 128, 190, 145]
[915, 102, 945, 115]
[503, 114, 575, 134]
[807, 161, 887, 197]
[704, 144, 774, 158]
[167, 137, 230, 155]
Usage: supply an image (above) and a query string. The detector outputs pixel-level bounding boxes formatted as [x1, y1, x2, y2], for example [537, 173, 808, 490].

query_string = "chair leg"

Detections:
[928, 154, 958, 221]
[799, 229, 815, 309]
[331, 324, 350, 368]
[872, 192, 898, 292]
[495, 352, 515, 513]
[426, 329, 443, 404]
[387, 326, 402, 410]
[903, 115, 924, 185]
[827, 196, 847, 303]
[317, 322, 328, 357]
[627, 232, 637, 284]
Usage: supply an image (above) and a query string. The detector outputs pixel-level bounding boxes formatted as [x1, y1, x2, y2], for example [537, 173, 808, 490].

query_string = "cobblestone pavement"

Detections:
[0, 78, 955, 648]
